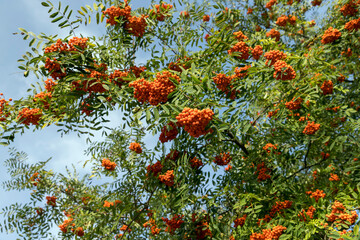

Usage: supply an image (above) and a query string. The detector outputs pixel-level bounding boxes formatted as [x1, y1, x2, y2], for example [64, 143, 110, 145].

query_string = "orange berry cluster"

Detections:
[44, 37, 88, 53]
[44, 78, 57, 92]
[129, 142, 142, 153]
[265, 0, 277, 10]
[251, 45, 263, 60]
[273, 60, 296, 80]
[299, 206, 316, 221]
[341, 48, 353, 57]
[159, 122, 178, 143]
[120, 225, 131, 233]
[263, 143, 278, 153]
[266, 29, 281, 41]
[46, 196, 57, 206]
[33, 92, 52, 110]
[233, 31, 248, 41]
[212, 73, 232, 92]
[103, 200, 122, 207]
[276, 15, 296, 26]
[168, 56, 191, 72]
[247, 7, 253, 14]
[344, 18, 360, 32]
[158, 170, 175, 187]
[147, 161, 163, 176]
[59, 218, 73, 233]
[45, 58, 66, 80]
[340, 1, 358, 16]
[234, 214, 247, 227]
[176, 108, 214, 138]
[194, 220, 212, 239]
[102, 158, 117, 171]
[162, 214, 184, 234]
[190, 157, 203, 169]
[268, 108, 280, 118]
[285, 97, 303, 110]
[129, 71, 180, 105]
[303, 121, 320, 135]
[321, 80, 333, 95]
[270, 200, 292, 217]
[129, 65, 146, 78]
[311, 0, 322, 6]
[109, 70, 128, 88]
[0, 95, 11, 122]
[329, 173, 340, 181]
[73, 227, 84, 237]
[321, 27, 341, 44]
[125, 15, 148, 37]
[150, 3, 173, 21]
[228, 41, 250, 60]
[213, 152, 232, 166]
[306, 189, 325, 202]
[264, 50, 287, 66]
[321, 152, 330, 159]
[250, 225, 286, 240]
[30, 172, 41, 186]
[17, 108, 42, 126]
[143, 219, 161, 236]
[256, 162, 271, 181]
[180, 11, 190, 18]
[203, 15, 210, 22]
[233, 65, 251, 79]
[326, 201, 358, 226]
[103, 5, 132, 26]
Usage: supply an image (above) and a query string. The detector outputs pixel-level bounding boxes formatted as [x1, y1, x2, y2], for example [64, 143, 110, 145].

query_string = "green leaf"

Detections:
[41, 2, 49, 7]
[51, 16, 63, 23]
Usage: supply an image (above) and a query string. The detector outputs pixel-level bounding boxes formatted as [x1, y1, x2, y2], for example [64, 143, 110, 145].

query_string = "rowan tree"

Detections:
[1, 0, 360, 239]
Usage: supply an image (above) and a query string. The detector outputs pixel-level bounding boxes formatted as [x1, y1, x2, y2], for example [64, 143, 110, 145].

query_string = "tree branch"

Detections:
[225, 130, 249, 155]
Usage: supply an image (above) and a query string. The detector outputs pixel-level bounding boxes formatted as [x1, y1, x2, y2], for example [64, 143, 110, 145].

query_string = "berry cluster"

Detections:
[263, 143, 278, 153]
[306, 189, 326, 202]
[45, 58, 66, 80]
[264, 50, 287, 66]
[233, 31, 248, 41]
[150, 3, 173, 21]
[180, 11, 190, 18]
[321, 27, 341, 44]
[340, 1, 358, 16]
[17, 108, 42, 125]
[33, 92, 52, 110]
[233, 65, 251, 79]
[158, 170, 175, 186]
[270, 200, 292, 217]
[285, 97, 303, 110]
[190, 157, 203, 169]
[125, 15, 148, 37]
[44, 37, 89, 53]
[120, 225, 131, 233]
[268, 108, 280, 118]
[129, 71, 180, 105]
[213, 152, 232, 166]
[299, 206, 316, 221]
[146, 161, 163, 177]
[162, 214, 184, 234]
[256, 162, 271, 181]
[303, 121, 320, 135]
[266, 29, 281, 41]
[311, 0, 322, 6]
[109, 70, 128, 88]
[321, 80, 333, 95]
[250, 225, 286, 240]
[103, 5, 132, 26]
[159, 122, 178, 143]
[129, 65, 146, 78]
[203, 15, 210, 22]
[103, 200, 122, 207]
[228, 41, 250, 60]
[265, 0, 277, 10]
[30, 172, 41, 186]
[59, 218, 73, 233]
[344, 18, 360, 32]
[326, 201, 358, 226]
[329, 173, 340, 181]
[275, 15, 296, 26]
[102, 158, 117, 171]
[44, 78, 57, 92]
[251, 45, 263, 60]
[234, 214, 247, 227]
[129, 142, 142, 153]
[0, 94, 11, 122]
[168, 56, 191, 73]
[176, 108, 214, 138]
[273, 60, 296, 80]
[165, 150, 180, 162]
[46, 196, 57, 206]
[143, 219, 161, 236]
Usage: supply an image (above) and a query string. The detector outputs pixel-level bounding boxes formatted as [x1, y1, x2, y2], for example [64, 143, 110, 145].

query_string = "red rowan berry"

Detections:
[129, 142, 142, 153]
[102, 158, 117, 171]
